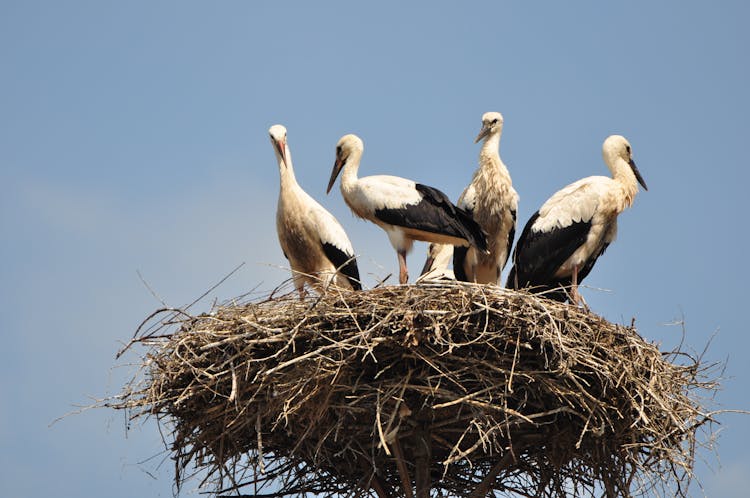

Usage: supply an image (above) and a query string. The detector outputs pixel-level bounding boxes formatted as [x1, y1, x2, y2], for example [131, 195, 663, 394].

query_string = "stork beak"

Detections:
[326, 154, 344, 194]
[420, 255, 435, 276]
[274, 138, 288, 169]
[629, 158, 648, 191]
[474, 124, 491, 144]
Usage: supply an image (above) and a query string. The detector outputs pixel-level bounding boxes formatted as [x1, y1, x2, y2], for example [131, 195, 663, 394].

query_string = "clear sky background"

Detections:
[1, 1, 748, 496]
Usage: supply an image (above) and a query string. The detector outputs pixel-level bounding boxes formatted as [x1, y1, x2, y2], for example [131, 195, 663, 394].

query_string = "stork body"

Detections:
[451, 112, 518, 284]
[506, 135, 647, 304]
[327, 134, 488, 284]
[270, 125, 361, 298]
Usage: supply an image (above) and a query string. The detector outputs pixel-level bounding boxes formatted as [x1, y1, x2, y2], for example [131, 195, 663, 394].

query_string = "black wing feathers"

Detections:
[507, 211, 591, 295]
[322, 242, 362, 290]
[505, 209, 517, 267]
[452, 246, 470, 282]
[373, 184, 488, 252]
[416, 185, 486, 251]
[577, 242, 609, 284]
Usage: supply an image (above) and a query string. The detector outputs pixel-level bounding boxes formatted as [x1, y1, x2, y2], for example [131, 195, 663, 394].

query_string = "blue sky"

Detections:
[1, 1, 748, 496]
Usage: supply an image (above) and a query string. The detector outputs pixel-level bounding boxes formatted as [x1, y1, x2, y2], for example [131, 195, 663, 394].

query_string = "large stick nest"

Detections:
[111, 281, 717, 497]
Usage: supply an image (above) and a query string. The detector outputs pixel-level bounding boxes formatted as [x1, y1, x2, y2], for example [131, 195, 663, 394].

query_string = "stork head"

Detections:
[268, 124, 289, 169]
[327, 134, 364, 194]
[475, 111, 504, 143]
[602, 135, 648, 191]
[420, 243, 453, 275]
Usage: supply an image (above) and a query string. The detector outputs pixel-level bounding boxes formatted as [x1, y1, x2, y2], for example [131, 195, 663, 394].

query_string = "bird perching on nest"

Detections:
[451, 111, 519, 285]
[507, 135, 648, 304]
[326, 133, 489, 285]
[418, 242, 455, 282]
[269, 125, 361, 298]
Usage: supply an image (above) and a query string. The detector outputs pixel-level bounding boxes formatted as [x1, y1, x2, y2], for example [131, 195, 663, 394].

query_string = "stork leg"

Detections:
[323, 271, 337, 291]
[569, 265, 581, 306]
[293, 275, 307, 301]
[569, 267, 590, 309]
[397, 250, 409, 285]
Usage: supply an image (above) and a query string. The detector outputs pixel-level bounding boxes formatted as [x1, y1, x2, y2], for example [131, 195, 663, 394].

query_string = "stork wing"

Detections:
[321, 242, 361, 290]
[452, 246, 470, 281]
[505, 208, 517, 264]
[512, 211, 592, 287]
[457, 183, 476, 216]
[307, 196, 362, 291]
[453, 184, 477, 280]
[535, 178, 606, 231]
[508, 179, 610, 293]
[374, 183, 488, 251]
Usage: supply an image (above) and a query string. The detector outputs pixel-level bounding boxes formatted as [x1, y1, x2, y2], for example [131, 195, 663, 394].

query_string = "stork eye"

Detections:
[626, 145, 631, 154]
[491, 119, 498, 124]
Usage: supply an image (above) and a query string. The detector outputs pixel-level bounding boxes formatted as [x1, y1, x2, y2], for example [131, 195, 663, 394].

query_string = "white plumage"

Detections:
[270, 125, 361, 298]
[327, 134, 488, 285]
[507, 134, 647, 304]
[451, 111, 519, 284]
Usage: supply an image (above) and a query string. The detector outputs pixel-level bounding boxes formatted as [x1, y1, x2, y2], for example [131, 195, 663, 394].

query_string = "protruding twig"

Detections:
[467, 449, 516, 498]
[414, 424, 431, 498]
[391, 436, 414, 498]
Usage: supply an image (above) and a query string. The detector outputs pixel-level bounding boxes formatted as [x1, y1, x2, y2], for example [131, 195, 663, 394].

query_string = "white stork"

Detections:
[451, 111, 519, 285]
[417, 242, 455, 282]
[326, 134, 488, 285]
[269, 125, 361, 298]
[506, 134, 647, 304]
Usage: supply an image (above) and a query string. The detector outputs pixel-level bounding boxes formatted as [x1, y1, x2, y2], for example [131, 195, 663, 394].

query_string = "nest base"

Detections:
[111, 282, 717, 497]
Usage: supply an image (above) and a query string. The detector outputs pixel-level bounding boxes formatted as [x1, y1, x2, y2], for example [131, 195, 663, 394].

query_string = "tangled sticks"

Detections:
[112, 282, 717, 497]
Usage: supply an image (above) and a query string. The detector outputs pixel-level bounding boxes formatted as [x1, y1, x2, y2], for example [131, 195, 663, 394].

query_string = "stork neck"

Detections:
[277, 147, 298, 187]
[479, 133, 502, 168]
[479, 132, 512, 184]
[434, 244, 453, 268]
[340, 152, 362, 191]
[610, 158, 640, 208]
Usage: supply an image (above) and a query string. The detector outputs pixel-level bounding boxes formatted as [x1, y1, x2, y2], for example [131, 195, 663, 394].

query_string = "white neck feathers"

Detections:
[340, 149, 362, 192]
[277, 144, 297, 187]
[478, 132, 512, 182]
[608, 156, 640, 209]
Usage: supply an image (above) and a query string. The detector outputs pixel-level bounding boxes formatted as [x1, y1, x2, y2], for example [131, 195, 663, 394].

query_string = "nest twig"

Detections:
[108, 281, 719, 497]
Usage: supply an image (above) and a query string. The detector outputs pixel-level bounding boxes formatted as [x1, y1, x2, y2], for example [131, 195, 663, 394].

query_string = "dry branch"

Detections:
[108, 281, 718, 497]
